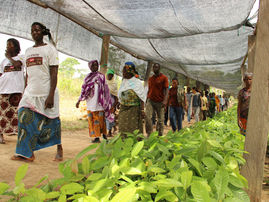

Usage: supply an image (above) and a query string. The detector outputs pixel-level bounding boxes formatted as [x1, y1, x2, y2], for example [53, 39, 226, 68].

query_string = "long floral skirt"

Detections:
[0, 93, 22, 134]
[15, 107, 61, 158]
[118, 105, 143, 134]
[87, 110, 107, 139]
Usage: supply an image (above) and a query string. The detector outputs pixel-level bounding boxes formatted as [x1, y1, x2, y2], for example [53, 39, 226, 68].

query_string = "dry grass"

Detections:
[59, 93, 88, 131]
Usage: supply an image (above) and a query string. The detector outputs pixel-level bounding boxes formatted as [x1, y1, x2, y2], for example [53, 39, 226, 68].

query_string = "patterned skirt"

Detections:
[118, 105, 143, 134]
[87, 110, 107, 139]
[0, 93, 22, 134]
[15, 107, 61, 158]
[239, 117, 247, 136]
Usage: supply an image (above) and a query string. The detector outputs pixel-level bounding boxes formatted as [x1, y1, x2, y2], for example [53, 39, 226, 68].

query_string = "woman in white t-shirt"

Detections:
[0, 38, 24, 144]
[12, 22, 63, 162]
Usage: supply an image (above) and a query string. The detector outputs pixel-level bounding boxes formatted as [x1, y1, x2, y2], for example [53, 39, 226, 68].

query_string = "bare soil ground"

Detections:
[0, 118, 268, 201]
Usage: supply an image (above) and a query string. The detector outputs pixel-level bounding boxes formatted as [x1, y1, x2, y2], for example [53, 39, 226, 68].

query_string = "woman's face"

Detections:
[122, 66, 132, 79]
[6, 41, 15, 54]
[31, 24, 43, 42]
[244, 75, 252, 87]
[172, 80, 178, 88]
[107, 73, 114, 80]
[90, 61, 98, 72]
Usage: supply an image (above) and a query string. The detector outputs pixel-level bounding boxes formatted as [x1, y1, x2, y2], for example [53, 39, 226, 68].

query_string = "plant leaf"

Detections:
[181, 171, 193, 190]
[131, 141, 144, 157]
[60, 183, 84, 195]
[0, 183, 9, 194]
[15, 164, 28, 186]
[191, 181, 211, 202]
[213, 167, 229, 200]
[75, 144, 98, 159]
[111, 188, 136, 202]
[82, 156, 90, 175]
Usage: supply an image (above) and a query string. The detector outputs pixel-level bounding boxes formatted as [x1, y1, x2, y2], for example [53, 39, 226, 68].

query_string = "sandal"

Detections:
[11, 155, 35, 162]
[91, 138, 101, 143]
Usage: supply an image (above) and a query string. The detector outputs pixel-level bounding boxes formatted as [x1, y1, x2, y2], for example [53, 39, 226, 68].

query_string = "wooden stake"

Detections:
[100, 35, 110, 75]
[240, 0, 269, 201]
[144, 61, 153, 87]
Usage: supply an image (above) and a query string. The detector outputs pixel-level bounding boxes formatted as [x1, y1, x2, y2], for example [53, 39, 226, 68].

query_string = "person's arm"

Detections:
[184, 93, 187, 110]
[5, 51, 22, 69]
[237, 92, 242, 127]
[162, 88, 169, 107]
[45, 65, 58, 109]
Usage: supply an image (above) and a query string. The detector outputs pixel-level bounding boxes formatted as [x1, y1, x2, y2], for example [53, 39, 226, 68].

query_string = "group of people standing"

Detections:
[0, 22, 249, 163]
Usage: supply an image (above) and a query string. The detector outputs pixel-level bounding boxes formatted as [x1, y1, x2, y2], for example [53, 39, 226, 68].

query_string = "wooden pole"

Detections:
[99, 35, 110, 75]
[185, 77, 190, 87]
[247, 35, 256, 73]
[144, 61, 153, 87]
[240, 0, 269, 201]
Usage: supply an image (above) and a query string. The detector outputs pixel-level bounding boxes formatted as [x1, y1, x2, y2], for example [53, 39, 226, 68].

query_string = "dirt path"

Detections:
[0, 129, 91, 188]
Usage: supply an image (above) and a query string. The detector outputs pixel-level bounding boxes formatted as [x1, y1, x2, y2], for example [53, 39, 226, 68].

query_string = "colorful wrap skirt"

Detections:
[239, 117, 247, 136]
[0, 93, 22, 134]
[118, 105, 143, 134]
[15, 107, 61, 158]
[87, 110, 107, 139]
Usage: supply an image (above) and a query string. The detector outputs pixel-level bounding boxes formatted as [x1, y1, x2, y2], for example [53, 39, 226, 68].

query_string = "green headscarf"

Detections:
[106, 69, 115, 75]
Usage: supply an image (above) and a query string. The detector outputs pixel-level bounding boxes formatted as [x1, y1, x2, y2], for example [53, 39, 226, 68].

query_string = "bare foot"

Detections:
[0, 134, 5, 144]
[54, 145, 63, 161]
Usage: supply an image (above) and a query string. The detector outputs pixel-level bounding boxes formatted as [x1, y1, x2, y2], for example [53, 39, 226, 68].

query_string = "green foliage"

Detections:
[0, 106, 250, 201]
[58, 57, 85, 97]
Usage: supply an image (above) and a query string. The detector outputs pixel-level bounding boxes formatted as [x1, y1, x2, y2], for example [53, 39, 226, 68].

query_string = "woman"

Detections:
[200, 91, 208, 121]
[76, 60, 112, 143]
[237, 72, 253, 136]
[118, 62, 146, 134]
[106, 69, 119, 136]
[0, 38, 24, 144]
[12, 22, 63, 162]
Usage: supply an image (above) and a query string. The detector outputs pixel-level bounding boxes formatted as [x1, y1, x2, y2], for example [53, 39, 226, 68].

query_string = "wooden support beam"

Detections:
[144, 61, 153, 87]
[185, 77, 190, 87]
[240, 0, 269, 201]
[248, 35, 256, 73]
[99, 35, 110, 75]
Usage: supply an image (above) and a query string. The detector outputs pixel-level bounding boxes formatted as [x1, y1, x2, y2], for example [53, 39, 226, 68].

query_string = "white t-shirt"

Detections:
[19, 44, 60, 118]
[24, 44, 59, 96]
[86, 83, 104, 111]
[0, 55, 25, 94]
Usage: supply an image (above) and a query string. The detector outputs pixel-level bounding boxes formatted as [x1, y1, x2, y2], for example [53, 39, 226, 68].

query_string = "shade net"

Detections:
[0, 0, 256, 93]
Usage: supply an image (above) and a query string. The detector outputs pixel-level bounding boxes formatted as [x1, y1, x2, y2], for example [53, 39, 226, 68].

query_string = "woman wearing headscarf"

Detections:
[106, 69, 118, 136]
[118, 62, 146, 134]
[76, 60, 112, 143]
[12, 22, 63, 162]
[0, 38, 24, 144]
[237, 72, 253, 136]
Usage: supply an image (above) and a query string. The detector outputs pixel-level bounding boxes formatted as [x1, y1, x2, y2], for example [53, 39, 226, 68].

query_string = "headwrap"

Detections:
[106, 69, 115, 75]
[78, 60, 114, 122]
[124, 62, 139, 78]
[88, 60, 98, 70]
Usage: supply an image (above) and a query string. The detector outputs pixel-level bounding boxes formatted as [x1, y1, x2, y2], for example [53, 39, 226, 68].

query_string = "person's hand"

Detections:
[238, 119, 243, 128]
[162, 100, 167, 108]
[76, 101, 80, 108]
[45, 95, 54, 109]
[110, 107, 116, 114]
